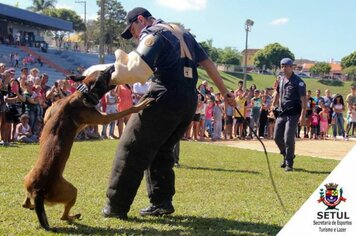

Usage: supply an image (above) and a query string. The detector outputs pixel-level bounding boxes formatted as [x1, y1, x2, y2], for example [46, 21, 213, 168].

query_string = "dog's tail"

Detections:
[34, 193, 50, 231]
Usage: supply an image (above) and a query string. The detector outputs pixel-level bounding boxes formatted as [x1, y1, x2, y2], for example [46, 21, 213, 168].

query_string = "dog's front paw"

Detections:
[134, 98, 155, 110]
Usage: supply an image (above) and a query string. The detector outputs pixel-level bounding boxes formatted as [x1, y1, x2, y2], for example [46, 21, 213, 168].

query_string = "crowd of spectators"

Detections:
[182, 80, 356, 142]
[0, 64, 79, 146]
[0, 62, 151, 146]
[1, 62, 355, 147]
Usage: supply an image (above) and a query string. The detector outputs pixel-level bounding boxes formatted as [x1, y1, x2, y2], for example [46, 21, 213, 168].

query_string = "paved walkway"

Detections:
[212, 138, 356, 161]
[101, 124, 355, 161]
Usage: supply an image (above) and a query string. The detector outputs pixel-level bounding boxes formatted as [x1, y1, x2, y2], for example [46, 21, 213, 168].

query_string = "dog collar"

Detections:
[76, 83, 100, 107]
[76, 83, 89, 94]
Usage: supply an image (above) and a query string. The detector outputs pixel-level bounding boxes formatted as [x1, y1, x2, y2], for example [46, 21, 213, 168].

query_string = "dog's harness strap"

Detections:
[76, 83, 89, 94]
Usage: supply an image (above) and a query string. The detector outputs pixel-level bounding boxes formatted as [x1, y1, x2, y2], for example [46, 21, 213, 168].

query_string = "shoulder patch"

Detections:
[299, 82, 304, 86]
[144, 35, 155, 47]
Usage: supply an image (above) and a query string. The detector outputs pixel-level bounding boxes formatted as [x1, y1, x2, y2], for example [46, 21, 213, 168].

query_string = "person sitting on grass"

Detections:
[15, 113, 38, 143]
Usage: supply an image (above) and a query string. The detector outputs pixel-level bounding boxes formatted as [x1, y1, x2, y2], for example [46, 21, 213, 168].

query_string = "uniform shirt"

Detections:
[139, 19, 208, 68]
[138, 19, 208, 99]
[276, 73, 306, 112]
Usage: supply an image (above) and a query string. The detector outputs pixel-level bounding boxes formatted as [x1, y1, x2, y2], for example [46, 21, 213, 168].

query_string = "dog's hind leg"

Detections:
[48, 178, 81, 221]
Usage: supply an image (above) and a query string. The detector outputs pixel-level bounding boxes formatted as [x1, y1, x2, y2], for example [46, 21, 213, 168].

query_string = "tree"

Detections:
[216, 47, 241, 68]
[341, 51, 356, 69]
[85, 19, 100, 46]
[309, 62, 331, 78]
[342, 66, 356, 81]
[43, 8, 85, 32]
[199, 39, 219, 62]
[253, 43, 294, 72]
[96, 0, 128, 54]
[27, 0, 56, 13]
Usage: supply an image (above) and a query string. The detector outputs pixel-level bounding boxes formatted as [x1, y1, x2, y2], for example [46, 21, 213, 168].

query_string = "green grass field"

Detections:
[0, 140, 339, 235]
[198, 69, 353, 97]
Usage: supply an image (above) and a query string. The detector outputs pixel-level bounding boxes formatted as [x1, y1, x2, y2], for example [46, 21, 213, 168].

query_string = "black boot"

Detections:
[280, 162, 286, 168]
[140, 201, 175, 217]
[280, 155, 286, 168]
[102, 205, 128, 220]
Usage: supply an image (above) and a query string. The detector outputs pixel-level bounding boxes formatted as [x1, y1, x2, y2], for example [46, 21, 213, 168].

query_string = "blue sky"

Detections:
[3, 0, 356, 62]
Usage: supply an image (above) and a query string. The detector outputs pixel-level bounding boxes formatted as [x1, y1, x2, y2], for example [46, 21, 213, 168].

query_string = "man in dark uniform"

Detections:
[272, 58, 306, 172]
[102, 7, 236, 219]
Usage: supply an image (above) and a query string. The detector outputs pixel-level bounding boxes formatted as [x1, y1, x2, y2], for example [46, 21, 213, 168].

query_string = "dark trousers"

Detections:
[106, 93, 196, 214]
[259, 109, 268, 137]
[274, 114, 299, 167]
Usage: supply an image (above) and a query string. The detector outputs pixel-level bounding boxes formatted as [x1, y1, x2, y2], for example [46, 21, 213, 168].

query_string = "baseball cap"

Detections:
[280, 58, 294, 66]
[121, 7, 152, 39]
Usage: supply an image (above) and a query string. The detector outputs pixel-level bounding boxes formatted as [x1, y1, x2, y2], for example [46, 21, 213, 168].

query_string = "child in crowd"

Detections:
[319, 105, 329, 140]
[250, 90, 261, 137]
[198, 95, 207, 141]
[310, 107, 319, 139]
[267, 109, 275, 139]
[192, 93, 205, 141]
[245, 97, 252, 139]
[15, 113, 38, 143]
[224, 91, 234, 140]
[212, 100, 223, 140]
[346, 103, 356, 138]
[104, 89, 119, 139]
[204, 99, 214, 138]
[33, 85, 44, 119]
[234, 89, 246, 139]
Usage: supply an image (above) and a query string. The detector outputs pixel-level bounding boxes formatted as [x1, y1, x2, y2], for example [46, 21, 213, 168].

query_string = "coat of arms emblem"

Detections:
[318, 183, 346, 210]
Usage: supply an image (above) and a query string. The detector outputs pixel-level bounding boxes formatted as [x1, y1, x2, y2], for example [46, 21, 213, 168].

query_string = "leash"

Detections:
[234, 106, 287, 214]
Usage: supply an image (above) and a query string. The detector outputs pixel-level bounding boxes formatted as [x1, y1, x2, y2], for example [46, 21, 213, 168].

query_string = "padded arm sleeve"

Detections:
[111, 49, 153, 85]
[82, 64, 113, 76]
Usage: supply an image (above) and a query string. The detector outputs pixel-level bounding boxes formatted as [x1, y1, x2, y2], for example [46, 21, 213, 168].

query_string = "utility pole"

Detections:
[99, 0, 105, 63]
[243, 19, 254, 89]
[75, 0, 87, 51]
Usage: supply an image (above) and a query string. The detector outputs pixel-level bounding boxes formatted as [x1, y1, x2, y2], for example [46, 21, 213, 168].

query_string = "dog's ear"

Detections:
[67, 75, 86, 82]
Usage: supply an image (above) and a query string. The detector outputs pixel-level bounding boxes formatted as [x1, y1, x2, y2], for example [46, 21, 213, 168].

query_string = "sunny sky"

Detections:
[2, 0, 356, 62]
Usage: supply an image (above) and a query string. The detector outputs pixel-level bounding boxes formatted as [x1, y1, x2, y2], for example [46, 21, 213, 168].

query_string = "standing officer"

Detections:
[272, 58, 306, 172]
[102, 7, 235, 219]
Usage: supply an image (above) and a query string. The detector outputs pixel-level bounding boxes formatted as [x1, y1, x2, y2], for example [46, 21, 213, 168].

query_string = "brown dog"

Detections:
[22, 65, 152, 230]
